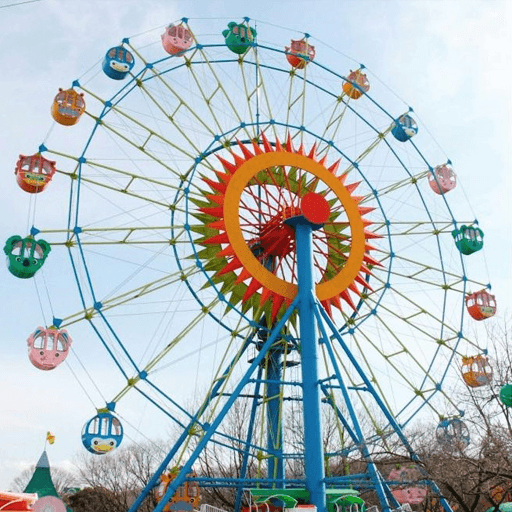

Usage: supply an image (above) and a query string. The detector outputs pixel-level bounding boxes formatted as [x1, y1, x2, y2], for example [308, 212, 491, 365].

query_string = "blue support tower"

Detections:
[128, 213, 453, 512]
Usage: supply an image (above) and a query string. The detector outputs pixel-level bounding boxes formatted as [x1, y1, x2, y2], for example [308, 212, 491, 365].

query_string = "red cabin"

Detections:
[161, 24, 194, 55]
[51, 88, 85, 126]
[428, 164, 457, 195]
[285, 39, 316, 69]
[15, 153, 57, 193]
[466, 289, 496, 320]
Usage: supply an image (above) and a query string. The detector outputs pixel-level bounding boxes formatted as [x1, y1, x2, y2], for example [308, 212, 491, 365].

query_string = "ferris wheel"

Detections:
[6, 17, 498, 512]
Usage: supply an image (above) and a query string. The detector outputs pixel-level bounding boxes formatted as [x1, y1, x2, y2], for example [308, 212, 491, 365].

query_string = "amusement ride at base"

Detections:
[6, 16, 507, 512]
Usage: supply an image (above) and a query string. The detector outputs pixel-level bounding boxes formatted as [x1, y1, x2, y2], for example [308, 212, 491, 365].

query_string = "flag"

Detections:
[46, 431, 55, 445]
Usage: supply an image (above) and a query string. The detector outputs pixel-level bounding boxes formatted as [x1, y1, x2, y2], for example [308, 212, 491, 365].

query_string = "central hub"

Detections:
[251, 206, 302, 261]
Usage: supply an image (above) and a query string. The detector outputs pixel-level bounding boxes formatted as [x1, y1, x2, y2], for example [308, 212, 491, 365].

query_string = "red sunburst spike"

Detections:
[328, 159, 341, 174]
[217, 256, 243, 276]
[259, 287, 272, 306]
[338, 172, 349, 184]
[351, 196, 364, 204]
[286, 133, 294, 152]
[232, 152, 246, 167]
[275, 138, 283, 152]
[203, 232, 230, 245]
[206, 220, 226, 230]
[270, 294, 285, 322]
[297, 143, 305, 155]
[348, 282, 363, 297]
[355, 274, 374, 292]
[307, 143, 317, 159]
[236, 139, 254, 159]
[364, 243, 378, 252]
[216, 155, 238, 174]
[206, 194, 224, 206]
[203, 177, 227, 194]
[199, 206, 224, 218]
[321, 299, 333, 318]
[330, 295, 343, 312]
[242, 277, 262, 303]
[317, 154, 328, 167]
[214, 171, 231, 184]
[363, 229, 383, 239]
[340, 290, 357, 311]
[358, 206, 376, 216]
[260, 132, 274, 153]
[218, 245, 236, 257]
[345, 181, 361, 193]
[252, 139, 264, 155]
[235, 267, 252, 285]
[363, 253, 383, 267]
[359, 262, 376, 277]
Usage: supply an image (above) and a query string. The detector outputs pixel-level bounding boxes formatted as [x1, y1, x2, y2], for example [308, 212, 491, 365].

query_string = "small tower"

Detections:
[24, 451, 70, 511]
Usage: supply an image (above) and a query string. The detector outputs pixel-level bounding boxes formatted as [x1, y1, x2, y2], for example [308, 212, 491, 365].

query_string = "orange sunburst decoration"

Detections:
[191, 132, 381, 323]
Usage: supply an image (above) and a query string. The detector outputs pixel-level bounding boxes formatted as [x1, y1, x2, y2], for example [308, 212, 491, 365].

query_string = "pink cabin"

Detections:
[15, 153, 57, 194]
[161, 24, 194, 55]
[466, 289, 497, 321]
[27, 327, 72, 370]
[428, 164, 457, 195]
[389, 466, 427, 505]
[285, 39, 316, 69]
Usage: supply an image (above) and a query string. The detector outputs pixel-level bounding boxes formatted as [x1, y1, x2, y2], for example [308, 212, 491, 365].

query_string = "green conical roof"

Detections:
[23, 450, 73, 511]
[24, 451, 60, 498]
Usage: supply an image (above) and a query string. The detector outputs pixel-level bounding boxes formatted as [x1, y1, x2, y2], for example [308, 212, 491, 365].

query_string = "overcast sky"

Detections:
[0, 0, 510, 491]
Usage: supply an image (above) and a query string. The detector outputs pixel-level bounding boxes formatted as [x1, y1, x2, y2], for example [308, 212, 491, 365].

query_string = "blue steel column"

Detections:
[295, 219, 326, 512]
[267, 348, 284, 484]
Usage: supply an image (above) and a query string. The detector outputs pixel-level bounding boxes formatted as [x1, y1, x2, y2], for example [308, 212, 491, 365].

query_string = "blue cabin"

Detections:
[102, 46, 135, 80]
[81, 411, 123, 454]
[436, 418, 470, 451]
[391, 114, 418, 142]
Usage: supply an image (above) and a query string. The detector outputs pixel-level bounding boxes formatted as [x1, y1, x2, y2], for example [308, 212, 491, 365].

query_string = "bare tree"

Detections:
[9, 464, 77, 495]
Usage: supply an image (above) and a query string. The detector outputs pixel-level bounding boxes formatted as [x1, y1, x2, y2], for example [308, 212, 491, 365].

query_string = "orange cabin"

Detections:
[342, 69, 370, 99]
[156, 467, 200, 511]
[51, 88, 85, 126]
[461, 355, 493, 387]
[465, 289, 496, 321]
[285, 39, 316, 69]
[15, 153, 57, 193]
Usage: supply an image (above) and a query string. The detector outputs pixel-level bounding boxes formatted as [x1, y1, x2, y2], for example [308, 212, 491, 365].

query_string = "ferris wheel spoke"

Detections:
[340, 321, 453, 424]
[377, 249, 489, 293]
[360, 171, 430, 205]
[126, 43, 220, 141]
[58, 265, 199, 328]
[284, 67, 308, 143]
[369, 285, 485, 355]
[80, 86, 200, 167]
[366, 276, 461, 344]
[189, 40, 260, 141]
[342, 124, 395, 177]
[250, 52, 282, 141]
[316, 99, 350, 157]
[384, 220, 456, 237]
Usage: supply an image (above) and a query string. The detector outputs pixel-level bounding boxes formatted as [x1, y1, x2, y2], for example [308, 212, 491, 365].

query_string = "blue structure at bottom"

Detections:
[128, 214, 454, 512]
